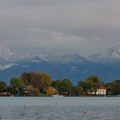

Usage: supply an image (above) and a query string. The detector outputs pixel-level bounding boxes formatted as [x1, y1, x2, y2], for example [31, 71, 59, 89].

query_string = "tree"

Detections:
[21, 72, 52, 89]
[10, 78, 23, 94]
[34, 88, 40, 96]
[75, 86, 83, 96]
[85, 76, 101, 95]
[29, 72, 44, 88]
[85, 76, 100, 83]
[59, 79, 72, 95]
[105, 80, 120, 96]
[52, 79, 73, 95]
[21, 72, 30, 85]
[42, 73, 52, 87]
[106, 83, 112, 96]
[0, 81, 6, 92]
[78, 81, 91, 95]
[46, 86, 56, 96]
[92, 83, 99, 95]
[110, 81, 120, 95]
[78, 76, 101, 95]
[52, 79, 62, 94]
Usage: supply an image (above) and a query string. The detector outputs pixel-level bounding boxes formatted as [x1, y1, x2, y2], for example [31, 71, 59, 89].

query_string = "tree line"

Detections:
[0, 72, 120, 96]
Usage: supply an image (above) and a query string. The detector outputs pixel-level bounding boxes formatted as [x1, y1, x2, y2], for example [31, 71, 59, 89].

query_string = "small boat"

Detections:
[52, 94, 64, 97]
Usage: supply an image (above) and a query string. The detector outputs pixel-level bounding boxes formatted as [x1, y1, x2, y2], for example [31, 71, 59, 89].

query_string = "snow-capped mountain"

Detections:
[1, 43, 120, 64]
[23, 50, 62, 62]
[88, 46, 120, 63]
[105, 46, 120, 58]
[0, 44, 18, 63]
[0, 44, 120, 84]
[60, 54, 86, 63]
[22, 50, 87, 63]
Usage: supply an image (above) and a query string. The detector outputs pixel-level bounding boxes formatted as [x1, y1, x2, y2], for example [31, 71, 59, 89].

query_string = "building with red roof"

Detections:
[96, 85, 106, 95]
[92, 85, 106, 95]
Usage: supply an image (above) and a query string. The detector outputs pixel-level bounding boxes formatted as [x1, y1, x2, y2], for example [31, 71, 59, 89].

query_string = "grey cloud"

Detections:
[0, 0, 120, 55]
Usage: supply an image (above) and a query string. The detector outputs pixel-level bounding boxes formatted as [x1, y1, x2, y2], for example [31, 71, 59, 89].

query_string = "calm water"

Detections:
[0, 97, 119, 120]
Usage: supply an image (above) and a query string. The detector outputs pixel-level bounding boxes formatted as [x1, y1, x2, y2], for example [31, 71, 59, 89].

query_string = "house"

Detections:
[92, 85, 106, 95]
[23, 85, 34, 95]
[0, 86, 12, 96]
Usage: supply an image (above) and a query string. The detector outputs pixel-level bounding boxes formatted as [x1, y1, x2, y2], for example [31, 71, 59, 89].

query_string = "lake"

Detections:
[0, 97, 119, 120]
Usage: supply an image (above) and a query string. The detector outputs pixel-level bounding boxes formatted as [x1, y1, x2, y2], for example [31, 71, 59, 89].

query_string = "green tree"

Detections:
[78, 81, 90, 95]
[106, 83, 112, 96]
[10, 78, 23, 95]
[52, 79, 73, 95]
[85, 76, 100, 83]
[78, 76, 101, 95]
[85, 76, 101, 95]
[110, 81, 120, 95]
[52, 79, 62, 94]
[0, 81, 6, 92]
[75, 86, 83, 96]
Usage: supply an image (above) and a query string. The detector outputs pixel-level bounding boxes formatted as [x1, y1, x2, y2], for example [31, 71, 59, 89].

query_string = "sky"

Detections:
[0, 0, 120, 55]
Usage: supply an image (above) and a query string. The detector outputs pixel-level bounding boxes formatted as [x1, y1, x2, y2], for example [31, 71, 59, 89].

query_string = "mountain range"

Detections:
[0, 44, 120, 84]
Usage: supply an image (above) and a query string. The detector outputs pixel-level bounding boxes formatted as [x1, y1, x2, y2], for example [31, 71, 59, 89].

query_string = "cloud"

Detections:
[0, 0, 120, 55]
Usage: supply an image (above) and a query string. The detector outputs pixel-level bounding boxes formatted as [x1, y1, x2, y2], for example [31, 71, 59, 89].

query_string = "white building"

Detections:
[92, 86, 106, 95]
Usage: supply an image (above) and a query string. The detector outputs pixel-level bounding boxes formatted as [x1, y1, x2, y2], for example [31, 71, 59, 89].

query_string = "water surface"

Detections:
[0, 97, 119, 120]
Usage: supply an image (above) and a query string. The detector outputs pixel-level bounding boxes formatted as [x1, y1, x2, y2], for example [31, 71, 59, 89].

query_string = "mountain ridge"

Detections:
[88, 46, 120, 63]
[0, 44, 120, 84]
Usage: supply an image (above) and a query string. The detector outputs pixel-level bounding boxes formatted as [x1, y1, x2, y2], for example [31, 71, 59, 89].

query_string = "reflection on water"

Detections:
[0, 97, 119, 120]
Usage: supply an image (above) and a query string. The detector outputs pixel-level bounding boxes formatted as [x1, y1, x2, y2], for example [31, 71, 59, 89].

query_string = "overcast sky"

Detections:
[0, 0, 120, 55]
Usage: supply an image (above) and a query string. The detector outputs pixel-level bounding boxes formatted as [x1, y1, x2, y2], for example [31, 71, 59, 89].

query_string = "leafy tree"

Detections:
[92, 83, 99, 95]
[52, 80, 61, 89]
[0, 81, 6, 92]
[78, 76, 101, 95]
[29, 72, 44, 88]
[85, 76, 100, 83]
[46, 86, 56, 96]
[78, 81, 90, 94]
[106, 83, 112, 96]
[70, 86, 76, 96]
[52, 79, 73, 95]
[60, 79, 72, 95]
[75, 86, 83, 96]
[34, 88, 40, 96]
[51, 80, 57, 88]
[85, 76, 101, 95]
[110, 81, 120, 95]
[10, 78, 23, 94]
[42, 73, 52, 87]
[114, 80, 120, 83]
[21, 72, 52, 89]
[51, 79, 62, 94]
[21, 72, 30, 85]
